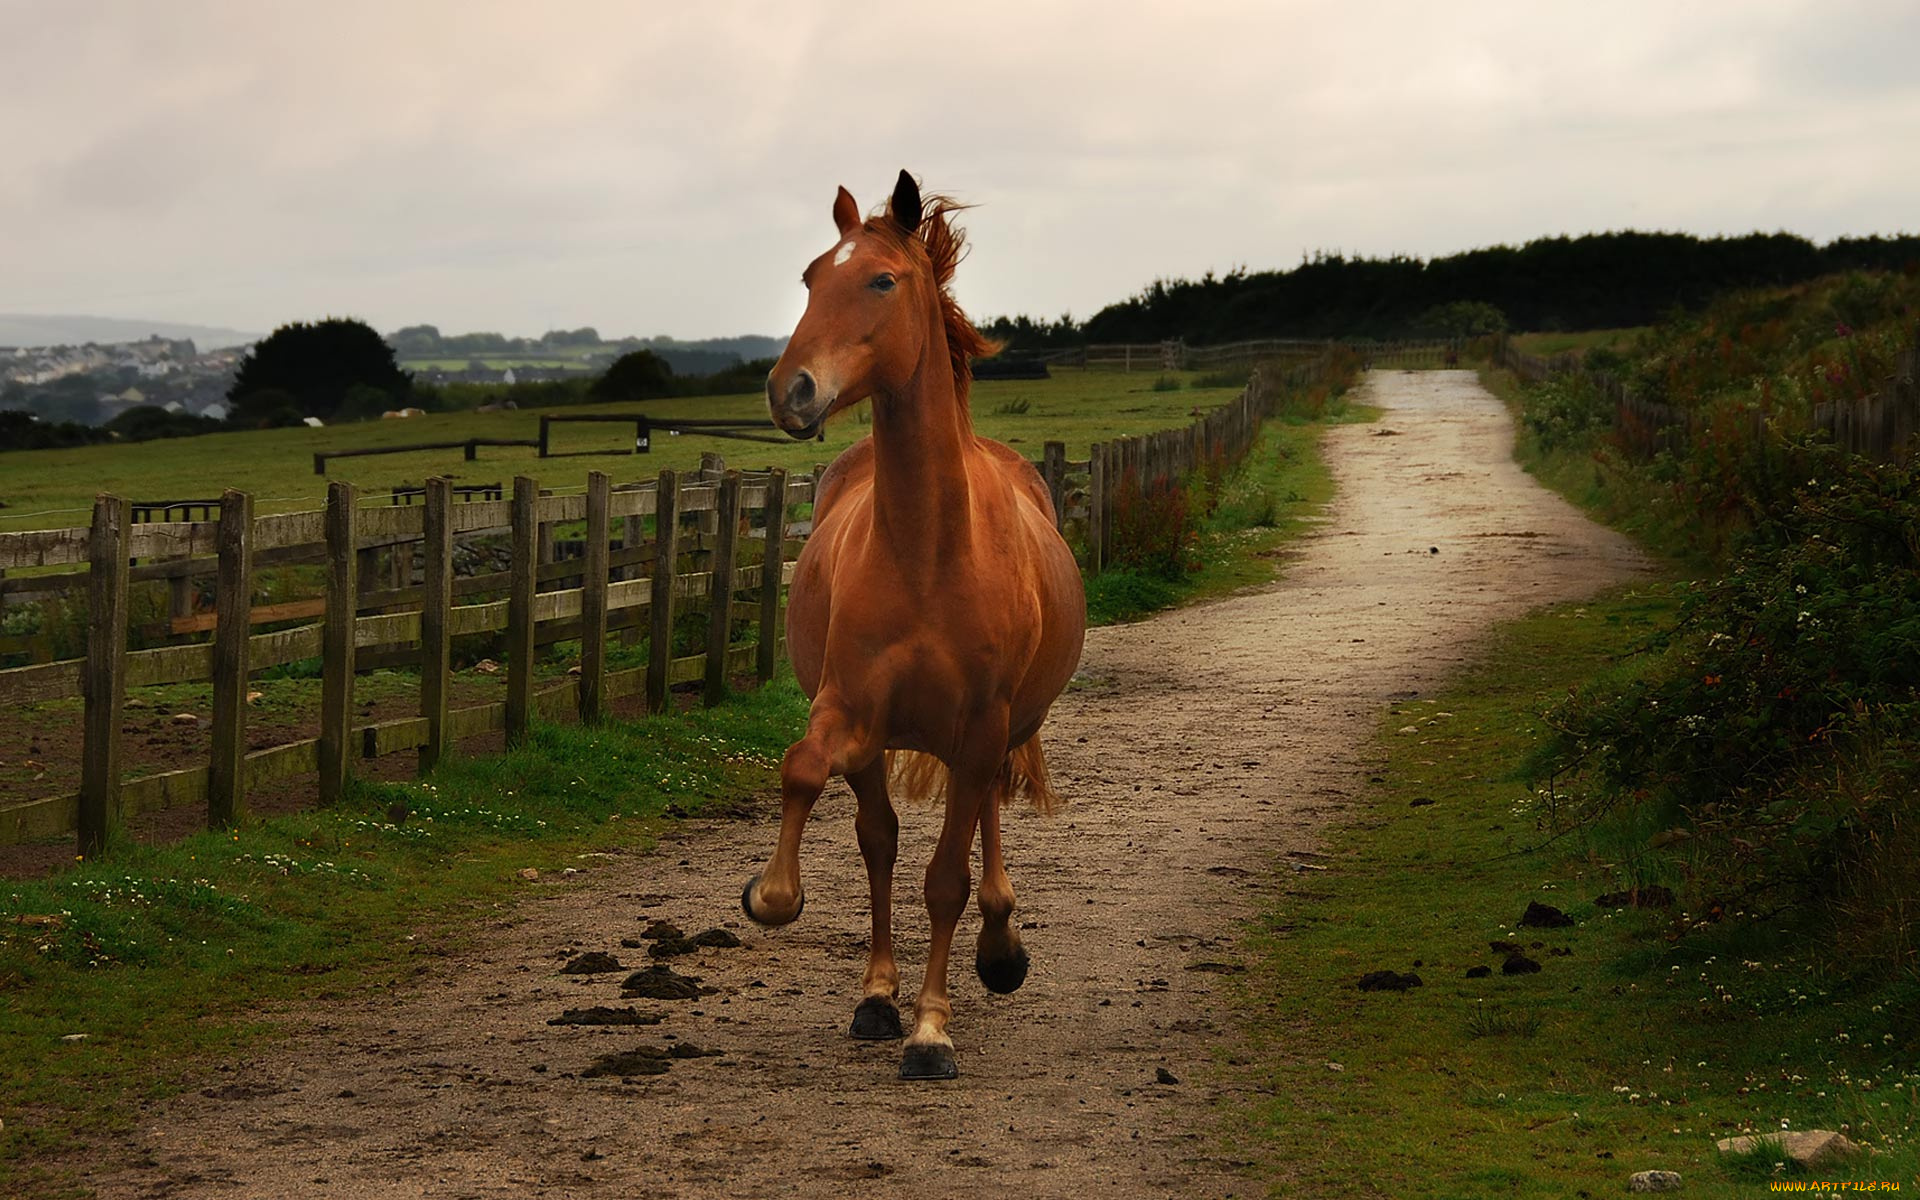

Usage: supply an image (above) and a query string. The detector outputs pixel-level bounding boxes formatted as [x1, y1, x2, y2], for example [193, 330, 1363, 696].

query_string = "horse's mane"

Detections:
[866, 195, 1000, 408]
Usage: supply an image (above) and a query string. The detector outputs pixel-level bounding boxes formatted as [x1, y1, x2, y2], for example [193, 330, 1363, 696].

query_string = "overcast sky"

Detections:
[3, 0, 1916, 340]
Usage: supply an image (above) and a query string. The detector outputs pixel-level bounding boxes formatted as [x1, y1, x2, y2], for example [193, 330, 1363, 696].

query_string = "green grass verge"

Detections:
[1083, 405, 1376, 626]
[1230, 588, 1920, 1198]
[1476, 366, 1706, 570]
[0, 369, 1248, 533]
[0, 678, 810, 1200]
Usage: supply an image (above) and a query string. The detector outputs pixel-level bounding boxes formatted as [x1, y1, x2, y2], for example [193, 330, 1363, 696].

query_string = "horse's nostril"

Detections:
[787, 370, 816, 410]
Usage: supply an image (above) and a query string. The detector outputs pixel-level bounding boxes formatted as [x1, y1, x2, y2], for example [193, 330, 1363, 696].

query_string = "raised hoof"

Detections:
[740, 876, 804, 927]
[849, 995, 904, 1041]
[976, 943, 1030, 994]
[899, 1042, 958, 1080]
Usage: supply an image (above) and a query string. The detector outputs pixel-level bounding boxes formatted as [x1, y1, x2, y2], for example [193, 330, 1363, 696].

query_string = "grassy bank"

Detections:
[1233, 588, 1919, 1197]
[0, 680, 810, 1199]
[1083, 383, 1372, 626]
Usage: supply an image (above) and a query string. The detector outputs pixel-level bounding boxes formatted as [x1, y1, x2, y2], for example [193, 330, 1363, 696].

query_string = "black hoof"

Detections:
[740, 876, 804, 927]
[976, 943, 1030, 994]
[849, 995, 904, 1040]
[899, 1042, 958, 1080]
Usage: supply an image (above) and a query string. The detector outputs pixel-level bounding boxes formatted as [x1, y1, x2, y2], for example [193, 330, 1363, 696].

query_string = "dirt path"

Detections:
[94, 371, 1646, 1199]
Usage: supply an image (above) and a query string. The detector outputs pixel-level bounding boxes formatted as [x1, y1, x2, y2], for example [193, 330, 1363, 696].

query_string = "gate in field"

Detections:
[0, 464, 815, 854]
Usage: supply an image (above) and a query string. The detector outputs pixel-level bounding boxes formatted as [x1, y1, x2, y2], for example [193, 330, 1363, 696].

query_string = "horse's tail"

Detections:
[886, 734, 1063, 814]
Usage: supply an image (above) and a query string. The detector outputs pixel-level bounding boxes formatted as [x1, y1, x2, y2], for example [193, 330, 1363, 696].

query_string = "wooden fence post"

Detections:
[705, 470, 742, 706]
[319, 481, 357, 806]
[757, 468, 788, 683]
[579, 471, 611, 723]
[419, 477, 452, 771]
[505, 476, 537, 745]
[647, 468, 680, 714]
[1087, 442, 1106, 575]
[79, 494, 131, 859]
[1042, 441, 1066, 530]
[207, 489, 253, 828]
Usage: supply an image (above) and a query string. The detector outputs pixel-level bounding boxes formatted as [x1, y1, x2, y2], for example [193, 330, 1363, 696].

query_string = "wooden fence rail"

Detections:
[0, 460, 813, 850]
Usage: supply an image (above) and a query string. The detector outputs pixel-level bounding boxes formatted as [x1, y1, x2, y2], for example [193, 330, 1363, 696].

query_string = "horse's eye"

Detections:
[870, 274, 896, 293]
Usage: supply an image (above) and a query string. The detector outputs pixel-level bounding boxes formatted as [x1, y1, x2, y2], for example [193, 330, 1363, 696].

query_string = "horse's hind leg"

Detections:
[900, 743, 996, 1080]
[974, 778, 1029, 994]
[847, 756, 903, 1040]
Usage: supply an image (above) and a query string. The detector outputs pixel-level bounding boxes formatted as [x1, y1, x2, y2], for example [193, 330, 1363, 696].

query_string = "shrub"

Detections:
[1533, 438, 1920, 966]
[1108, 468, 1200, 579]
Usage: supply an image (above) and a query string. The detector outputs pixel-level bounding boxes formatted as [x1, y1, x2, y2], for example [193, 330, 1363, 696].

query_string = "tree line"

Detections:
[980, 231, 1920, 350]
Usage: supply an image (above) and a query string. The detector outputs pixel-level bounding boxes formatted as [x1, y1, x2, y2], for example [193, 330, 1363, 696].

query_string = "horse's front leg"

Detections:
[742, 698, 868, 926]
[847, 755, 903, 1039]
[900, 734, 1002, 1080]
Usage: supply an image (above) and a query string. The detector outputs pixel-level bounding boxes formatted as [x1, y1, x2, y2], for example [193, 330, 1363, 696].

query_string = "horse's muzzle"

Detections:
[767, 368, 828, 440]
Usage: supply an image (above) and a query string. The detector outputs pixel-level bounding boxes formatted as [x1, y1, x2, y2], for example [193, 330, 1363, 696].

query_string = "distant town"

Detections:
[0, 326, 784, 430]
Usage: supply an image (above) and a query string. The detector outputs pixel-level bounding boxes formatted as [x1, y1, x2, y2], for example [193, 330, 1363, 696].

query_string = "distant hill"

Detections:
[0, 314, 260, 351]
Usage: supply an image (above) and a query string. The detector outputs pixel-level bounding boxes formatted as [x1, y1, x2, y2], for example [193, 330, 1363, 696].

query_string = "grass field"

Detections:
[1232, 587, 1919, 1197]
[0, 369, 1242, 533]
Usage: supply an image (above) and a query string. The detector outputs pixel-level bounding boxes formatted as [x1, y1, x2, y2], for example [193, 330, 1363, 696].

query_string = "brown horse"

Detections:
[746, 171, 1086, 1080]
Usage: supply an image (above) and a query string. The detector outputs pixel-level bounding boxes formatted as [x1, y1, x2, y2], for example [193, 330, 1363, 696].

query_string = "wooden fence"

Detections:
[0, 352, 1347, 854]
[1493, 328, 1920, 462]
[1036, 337, 1455, 372]
[0, 462, 815, 853]
[1038, 350, 1341, 573]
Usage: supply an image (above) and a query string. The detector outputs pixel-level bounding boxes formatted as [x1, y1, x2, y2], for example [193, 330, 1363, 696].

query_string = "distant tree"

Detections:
[590, 349, 674, 402]
[1411, 300, 1508, 339]
[104, 405, 225, 442]
[389, 324, 443, 355]
[227, 318, 412, 425]
[540, 326, 601, 347]
[0, 409, 108, 452]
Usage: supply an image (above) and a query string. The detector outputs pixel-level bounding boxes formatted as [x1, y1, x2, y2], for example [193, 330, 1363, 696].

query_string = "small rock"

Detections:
[639, 919, 685, 941]
[690, 927, 742, 948]
[1155, 1067, 1180, 1085]
[1465, 965, 1492, 979]
[472, 659, 500, 675]
[620, 937, 643, 949]
[1519, 901, 1573, 928]
[1409, 797, 1435, 808]
[1716, 1130, 1862, 1168]
[61, 1033, 89, 1042]
[170, 712, 199, 725]
[517, 868, 540, 881]
[1627, 1169, 1682, 1193]
[1357, 970, 1423, 992]
[1501, 954, 1541, 976]
[245, 690, 263, 705]
[560, 951, 624, 975]
[125, 698, 148, 709]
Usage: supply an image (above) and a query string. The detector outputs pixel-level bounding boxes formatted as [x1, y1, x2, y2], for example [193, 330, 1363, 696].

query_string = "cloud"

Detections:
[2, 0, 1915, 337]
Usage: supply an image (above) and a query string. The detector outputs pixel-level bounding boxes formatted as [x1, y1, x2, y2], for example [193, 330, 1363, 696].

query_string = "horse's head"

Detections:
[766, 171, 943, 440]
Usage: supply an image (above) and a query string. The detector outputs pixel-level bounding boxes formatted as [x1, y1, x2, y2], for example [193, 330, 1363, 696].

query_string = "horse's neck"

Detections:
[868, 348, 973, 567]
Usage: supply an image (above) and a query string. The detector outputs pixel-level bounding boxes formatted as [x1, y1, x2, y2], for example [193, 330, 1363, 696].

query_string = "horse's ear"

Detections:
[889, 170, 922, 235]
[832, 186, 859, 236]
